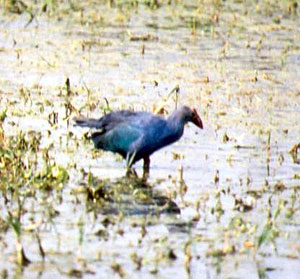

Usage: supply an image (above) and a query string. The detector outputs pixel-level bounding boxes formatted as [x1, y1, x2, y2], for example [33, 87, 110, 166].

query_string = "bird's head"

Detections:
[181, 106, 203, 129]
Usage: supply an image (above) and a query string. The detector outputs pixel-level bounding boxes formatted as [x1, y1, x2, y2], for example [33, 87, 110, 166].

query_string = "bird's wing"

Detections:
[91, 122, 144, 157]
[74, 111, 139, 130]
[100, 111, 139, 131]
[128, 117, 170, 155]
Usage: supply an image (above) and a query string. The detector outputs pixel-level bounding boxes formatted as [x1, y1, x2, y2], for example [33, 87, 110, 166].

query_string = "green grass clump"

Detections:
[0, 129, 69, 193]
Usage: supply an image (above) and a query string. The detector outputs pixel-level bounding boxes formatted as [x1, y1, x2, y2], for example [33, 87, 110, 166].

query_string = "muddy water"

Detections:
[0, 1, 299, 279]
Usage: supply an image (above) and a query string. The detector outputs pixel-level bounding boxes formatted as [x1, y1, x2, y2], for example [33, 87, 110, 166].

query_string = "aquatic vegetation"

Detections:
[0, 128, 69, 266]
[0, 0, 299, 278]
[0, 130, 68, 192]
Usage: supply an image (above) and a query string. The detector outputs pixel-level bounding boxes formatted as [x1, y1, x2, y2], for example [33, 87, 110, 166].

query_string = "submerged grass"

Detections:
[1, 0, 298, 31]
[78, 171, 181, 216]
[0, 0, 299, 278]
[0, 129, 68, 192]
[0, 125, 69, 266]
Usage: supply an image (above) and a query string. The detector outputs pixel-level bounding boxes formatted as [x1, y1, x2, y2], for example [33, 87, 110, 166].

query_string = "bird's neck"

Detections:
[167, 111, 185, 136]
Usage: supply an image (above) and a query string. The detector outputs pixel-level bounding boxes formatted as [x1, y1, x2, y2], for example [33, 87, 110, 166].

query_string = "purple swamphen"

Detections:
[74, 106, 203, 175]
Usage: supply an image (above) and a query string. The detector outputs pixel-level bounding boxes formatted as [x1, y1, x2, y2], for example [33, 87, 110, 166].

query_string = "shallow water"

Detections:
[0, 1, 299, 279]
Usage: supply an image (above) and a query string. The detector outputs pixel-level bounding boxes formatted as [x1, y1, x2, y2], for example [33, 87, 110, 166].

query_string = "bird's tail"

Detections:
[73, 117, 101, 128]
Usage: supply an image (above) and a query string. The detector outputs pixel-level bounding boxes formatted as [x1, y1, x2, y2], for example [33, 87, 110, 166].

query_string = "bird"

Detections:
[74, 106, 203, 176]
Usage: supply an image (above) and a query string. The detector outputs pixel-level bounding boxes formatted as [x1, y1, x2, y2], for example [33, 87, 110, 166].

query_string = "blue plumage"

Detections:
[74, 106, 203, 174]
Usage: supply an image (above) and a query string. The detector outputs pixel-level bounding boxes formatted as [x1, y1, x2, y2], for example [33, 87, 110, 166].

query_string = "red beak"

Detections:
[192, 108, 203, 129]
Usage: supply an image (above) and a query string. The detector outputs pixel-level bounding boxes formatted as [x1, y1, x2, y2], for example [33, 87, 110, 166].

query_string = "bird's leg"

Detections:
[142, 156, 150, 180]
